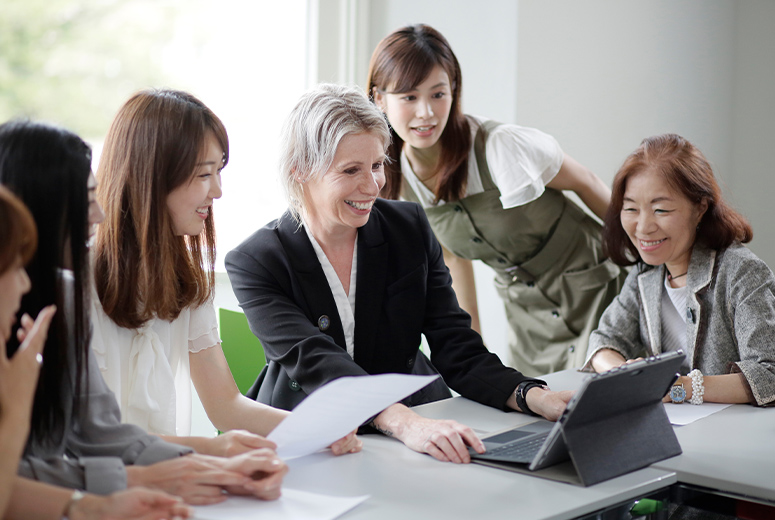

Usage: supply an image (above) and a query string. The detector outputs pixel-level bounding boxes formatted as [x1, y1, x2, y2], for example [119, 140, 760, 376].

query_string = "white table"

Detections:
[284, 377, 675, 520]
[652, 399, 775, 505]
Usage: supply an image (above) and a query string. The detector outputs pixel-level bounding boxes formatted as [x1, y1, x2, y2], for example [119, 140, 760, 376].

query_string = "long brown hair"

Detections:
[604, 133, 753, 266]
[367, 24, 471, 203]
[94, 89, 228, 329]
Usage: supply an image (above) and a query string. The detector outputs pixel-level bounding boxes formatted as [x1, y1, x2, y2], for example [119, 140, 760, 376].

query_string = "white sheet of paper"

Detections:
[193, 488, 368, 520]
[268, 374, 438, 459]
[664, 402, 732, 425]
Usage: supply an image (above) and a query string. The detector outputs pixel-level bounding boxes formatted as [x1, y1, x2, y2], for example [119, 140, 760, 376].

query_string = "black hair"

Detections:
[0, 119, 91, 444]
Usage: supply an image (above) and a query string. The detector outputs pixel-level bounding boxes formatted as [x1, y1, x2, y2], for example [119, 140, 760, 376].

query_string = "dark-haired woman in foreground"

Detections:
[585, 134, 775, 406]
[0, 185, 191, 519]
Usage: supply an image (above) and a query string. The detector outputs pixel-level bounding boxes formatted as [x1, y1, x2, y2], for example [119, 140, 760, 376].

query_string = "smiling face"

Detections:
[0, 258, 31, 341]
[301, 132, 386, 242]
[373, 65, 453, 155]
[166, 131, 224, 236]
[621, 168, 707, 276]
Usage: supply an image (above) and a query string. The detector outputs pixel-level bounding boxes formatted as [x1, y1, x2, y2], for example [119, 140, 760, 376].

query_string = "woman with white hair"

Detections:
[226, 84, 573, 464]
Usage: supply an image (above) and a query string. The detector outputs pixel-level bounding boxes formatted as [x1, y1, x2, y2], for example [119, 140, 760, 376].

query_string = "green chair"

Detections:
[218, 308, 266, 395]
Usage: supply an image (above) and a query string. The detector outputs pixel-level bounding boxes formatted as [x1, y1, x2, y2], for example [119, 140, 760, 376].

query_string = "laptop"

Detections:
[470, 351, 685, 486]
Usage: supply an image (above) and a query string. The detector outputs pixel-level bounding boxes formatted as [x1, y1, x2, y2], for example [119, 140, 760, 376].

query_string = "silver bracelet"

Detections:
[688, 369, 704, 405]
[62, 489, 85, 520]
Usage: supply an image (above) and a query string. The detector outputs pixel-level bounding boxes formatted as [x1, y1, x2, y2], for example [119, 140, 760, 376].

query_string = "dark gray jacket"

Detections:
[585, 242, 775, 406]
[19, 339, 191, 494]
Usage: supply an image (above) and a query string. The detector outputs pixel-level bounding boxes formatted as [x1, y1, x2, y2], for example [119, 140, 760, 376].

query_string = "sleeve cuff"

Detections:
[133, 437, 193, 466]
[730, 361, 774, 406]
[79, 456, 127, 495]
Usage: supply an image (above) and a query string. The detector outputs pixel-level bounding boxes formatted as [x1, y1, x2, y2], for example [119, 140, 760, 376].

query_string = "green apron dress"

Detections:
[402, 121, 627, 376]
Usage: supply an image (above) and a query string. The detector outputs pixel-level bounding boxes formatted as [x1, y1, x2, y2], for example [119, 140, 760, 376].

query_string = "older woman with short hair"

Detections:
[226, 84, 573, 464]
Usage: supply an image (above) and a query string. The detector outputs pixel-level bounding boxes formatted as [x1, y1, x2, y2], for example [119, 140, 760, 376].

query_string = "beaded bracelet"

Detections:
[688, 369, 704, 405]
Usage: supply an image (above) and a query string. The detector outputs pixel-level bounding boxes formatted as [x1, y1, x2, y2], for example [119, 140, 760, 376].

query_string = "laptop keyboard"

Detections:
[485, 431, 550, 462]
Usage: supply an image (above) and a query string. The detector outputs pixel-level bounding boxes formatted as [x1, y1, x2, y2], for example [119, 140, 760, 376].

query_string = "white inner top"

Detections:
[303, 221, 358, 358]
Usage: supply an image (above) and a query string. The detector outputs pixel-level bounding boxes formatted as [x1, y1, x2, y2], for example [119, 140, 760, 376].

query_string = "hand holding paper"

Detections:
[268, 374, 438, 459]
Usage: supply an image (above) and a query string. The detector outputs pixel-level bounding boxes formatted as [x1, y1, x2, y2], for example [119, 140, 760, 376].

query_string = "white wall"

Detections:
[516, 1, 736, 193]
[730, 1, 775, 267]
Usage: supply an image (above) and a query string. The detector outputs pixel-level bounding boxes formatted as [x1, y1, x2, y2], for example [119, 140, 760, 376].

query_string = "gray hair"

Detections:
[279, 83, 391, 221]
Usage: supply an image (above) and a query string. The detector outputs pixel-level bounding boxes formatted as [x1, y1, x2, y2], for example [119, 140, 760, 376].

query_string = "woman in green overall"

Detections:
[368, 24, 627, 376]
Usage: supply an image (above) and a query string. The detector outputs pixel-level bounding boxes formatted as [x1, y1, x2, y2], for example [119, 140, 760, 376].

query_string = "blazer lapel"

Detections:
[686, 243, 716, 366]
[353, 209, 388, 369]
[638, 266, 665, 354]
[276, 213, 347, 349]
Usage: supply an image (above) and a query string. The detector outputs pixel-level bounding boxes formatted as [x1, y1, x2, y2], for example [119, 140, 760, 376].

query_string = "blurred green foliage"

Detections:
[0, 0, 190, 138]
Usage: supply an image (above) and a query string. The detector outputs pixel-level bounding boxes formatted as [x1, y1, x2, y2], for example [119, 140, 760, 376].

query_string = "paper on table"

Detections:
[664, 402, 732, 425]
[193, 488, 368, 520]
[268, 374, 438, 459]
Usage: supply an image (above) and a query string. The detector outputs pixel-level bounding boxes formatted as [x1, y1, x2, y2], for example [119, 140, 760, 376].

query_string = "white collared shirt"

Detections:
[302, 222, 358, 358]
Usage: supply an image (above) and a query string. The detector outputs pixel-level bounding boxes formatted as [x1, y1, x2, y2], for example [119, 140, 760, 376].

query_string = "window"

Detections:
[1, 0, 310, 270]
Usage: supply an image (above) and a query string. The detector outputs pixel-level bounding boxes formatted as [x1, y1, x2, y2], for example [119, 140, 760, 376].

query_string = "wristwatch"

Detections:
[669, 379, 686, 404]
[515, 380, 548, 416]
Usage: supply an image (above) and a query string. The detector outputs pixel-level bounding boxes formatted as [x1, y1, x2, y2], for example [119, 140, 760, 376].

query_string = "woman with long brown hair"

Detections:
[93, 89, 359, 455]
[368, 24, 627, 376]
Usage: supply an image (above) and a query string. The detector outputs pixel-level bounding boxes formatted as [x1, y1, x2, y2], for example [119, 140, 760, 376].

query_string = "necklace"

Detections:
[667, 271, 688, 281]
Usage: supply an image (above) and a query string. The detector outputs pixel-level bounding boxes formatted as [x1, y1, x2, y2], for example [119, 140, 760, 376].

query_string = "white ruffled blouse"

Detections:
[90, 286, 220, 436]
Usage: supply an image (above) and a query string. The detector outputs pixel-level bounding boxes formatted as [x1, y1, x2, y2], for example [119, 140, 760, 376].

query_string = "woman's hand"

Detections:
[0, 306, 56, 425]
[205, 429, 277, 457]
[202, 449, 288, 501]
[71, 488, 193, 520]
[372, 404, 484, 463]
[524, 388, 574, 422]
[125, 454, 252, 505]
[329, 430, 362, 455]
[127, 449, 288, 505]
[589, 348, 630, 373]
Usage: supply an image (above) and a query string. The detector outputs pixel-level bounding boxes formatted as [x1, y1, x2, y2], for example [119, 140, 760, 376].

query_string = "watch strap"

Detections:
[515, 380, 548, 416]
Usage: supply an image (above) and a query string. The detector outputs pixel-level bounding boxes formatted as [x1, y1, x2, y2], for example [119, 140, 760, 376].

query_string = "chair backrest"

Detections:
[218, 308, 266, 395]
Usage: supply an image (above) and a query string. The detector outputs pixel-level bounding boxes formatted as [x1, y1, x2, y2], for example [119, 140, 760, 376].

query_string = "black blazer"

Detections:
[225, 199, 529, 411]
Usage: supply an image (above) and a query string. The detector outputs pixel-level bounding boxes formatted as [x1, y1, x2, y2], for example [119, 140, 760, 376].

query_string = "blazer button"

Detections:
[454, 205, 463, 212]
[568, 344, 575, 353]
[288, 379, 301, 391]
[406, 356, 415, 369]
[318, 315, 330, 331]
[552, 310, 560, 318]
[471, 237, 483, 244]
[526, 281, 535, 288]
